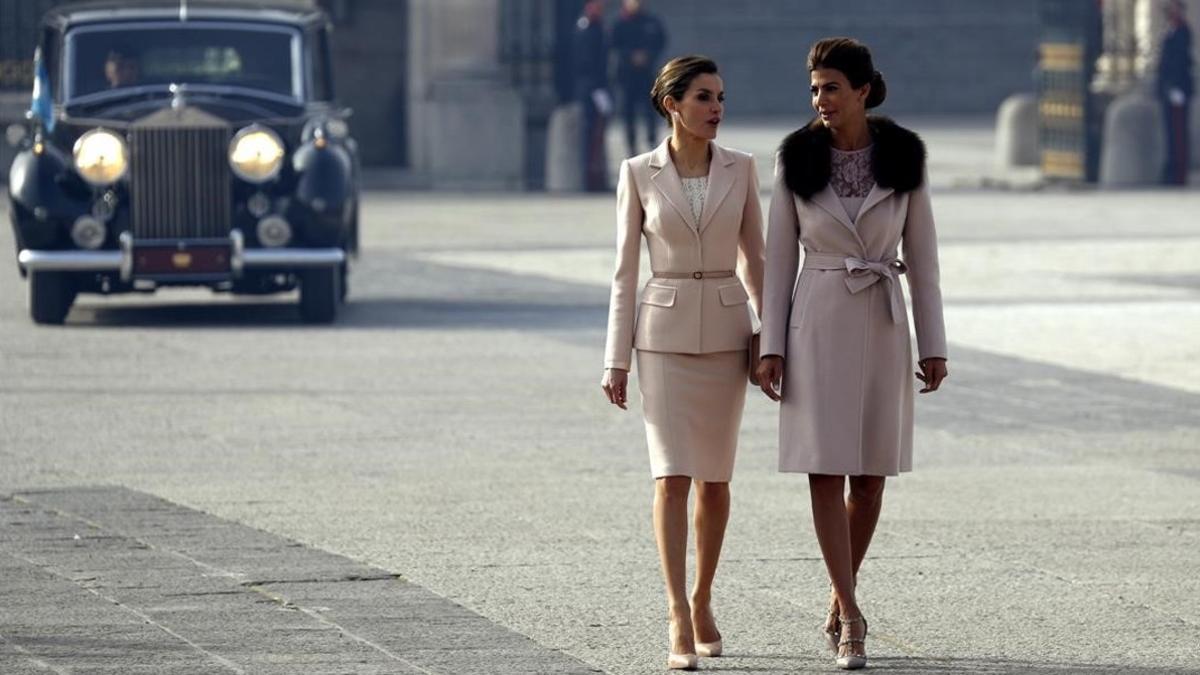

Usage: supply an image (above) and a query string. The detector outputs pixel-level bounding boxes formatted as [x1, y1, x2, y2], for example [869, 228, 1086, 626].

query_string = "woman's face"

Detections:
[810, 67, 868, 130]
[664, 73, 725, 140]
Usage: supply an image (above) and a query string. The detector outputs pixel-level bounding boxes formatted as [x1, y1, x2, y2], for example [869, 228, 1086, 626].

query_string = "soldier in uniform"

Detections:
[574, 0, 612, 192]
[1157, 0, 1194, 185]
[612, 0, 667, 157]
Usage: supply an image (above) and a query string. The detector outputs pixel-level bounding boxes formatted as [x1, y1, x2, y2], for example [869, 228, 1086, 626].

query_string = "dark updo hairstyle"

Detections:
[806, 37, 886, 109]
[650, 55, 719, 120]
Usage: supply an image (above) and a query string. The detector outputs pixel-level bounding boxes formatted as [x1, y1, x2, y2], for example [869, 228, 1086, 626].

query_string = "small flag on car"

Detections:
[30, 48, 55, 133]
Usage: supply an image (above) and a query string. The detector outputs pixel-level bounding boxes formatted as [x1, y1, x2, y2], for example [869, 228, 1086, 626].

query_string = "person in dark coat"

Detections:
[612, 0, 667, 157]
[1157, 0, 1194, 185]
[574, 0, 612, 192]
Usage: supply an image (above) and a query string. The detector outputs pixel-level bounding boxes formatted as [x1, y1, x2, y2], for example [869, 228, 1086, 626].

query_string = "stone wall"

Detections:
[640, 0, 1041, 116]
[320, 0, 409, 167]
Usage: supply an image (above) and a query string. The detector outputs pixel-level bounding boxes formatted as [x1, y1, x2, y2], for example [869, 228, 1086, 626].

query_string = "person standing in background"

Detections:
[1157, 0, 1194, 185]
[612, 0, 667, 158]
[574, 0, 612, 192]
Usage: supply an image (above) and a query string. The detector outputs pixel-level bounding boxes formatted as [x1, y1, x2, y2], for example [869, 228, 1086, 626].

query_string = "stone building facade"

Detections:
[3, 1, 1196, 187]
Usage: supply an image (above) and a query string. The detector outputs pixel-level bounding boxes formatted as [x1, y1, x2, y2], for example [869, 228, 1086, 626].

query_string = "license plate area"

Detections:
[132, 239, 232, 279]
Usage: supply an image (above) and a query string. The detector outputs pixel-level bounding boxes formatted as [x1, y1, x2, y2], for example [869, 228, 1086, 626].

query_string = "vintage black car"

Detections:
[7, 0, 359, 324]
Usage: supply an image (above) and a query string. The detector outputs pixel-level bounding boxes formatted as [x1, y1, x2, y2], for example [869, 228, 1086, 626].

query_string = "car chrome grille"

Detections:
[129, 107, 233, 240]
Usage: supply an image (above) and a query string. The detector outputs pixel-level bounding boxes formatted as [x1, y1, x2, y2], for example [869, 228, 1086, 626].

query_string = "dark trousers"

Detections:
[619, 74, 657, 157]
[1161, 97, 1192, 185]
[579, 94, 609, 192]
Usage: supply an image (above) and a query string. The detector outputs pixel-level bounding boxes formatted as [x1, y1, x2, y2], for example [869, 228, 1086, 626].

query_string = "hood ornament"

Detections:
[169, 83, 188, 111]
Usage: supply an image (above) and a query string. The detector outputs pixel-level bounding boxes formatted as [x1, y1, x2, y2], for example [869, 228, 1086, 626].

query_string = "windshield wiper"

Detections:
[67, 85, 173, 108]
[172, 84, 302, 107]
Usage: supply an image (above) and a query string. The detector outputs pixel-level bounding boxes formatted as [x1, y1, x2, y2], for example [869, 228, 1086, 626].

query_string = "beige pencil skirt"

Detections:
[635, 349, 749, 483]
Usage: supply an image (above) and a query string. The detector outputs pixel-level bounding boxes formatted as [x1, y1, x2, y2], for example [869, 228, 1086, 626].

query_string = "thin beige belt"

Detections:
[803, 252, 907, 324]
[651, 270, 735, 280]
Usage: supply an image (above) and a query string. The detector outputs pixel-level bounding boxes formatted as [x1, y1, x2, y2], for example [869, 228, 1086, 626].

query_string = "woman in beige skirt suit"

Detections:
[601, 55, 764, 670]
[756, 38, 948, 670]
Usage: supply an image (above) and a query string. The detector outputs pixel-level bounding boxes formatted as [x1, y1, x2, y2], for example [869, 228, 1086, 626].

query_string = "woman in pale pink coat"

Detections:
[602, 55, 764, 670]
[756, 38, 948, 670]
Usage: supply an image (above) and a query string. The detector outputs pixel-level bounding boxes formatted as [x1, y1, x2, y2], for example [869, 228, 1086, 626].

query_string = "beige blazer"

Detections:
[603, 140, 765, 370]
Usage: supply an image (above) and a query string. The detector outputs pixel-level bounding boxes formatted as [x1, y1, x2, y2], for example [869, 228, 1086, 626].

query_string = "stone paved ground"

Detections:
[1, 118, 1199, 673]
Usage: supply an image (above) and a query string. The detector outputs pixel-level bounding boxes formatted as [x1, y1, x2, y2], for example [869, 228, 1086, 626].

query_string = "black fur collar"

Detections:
[779, 116, 926, 199]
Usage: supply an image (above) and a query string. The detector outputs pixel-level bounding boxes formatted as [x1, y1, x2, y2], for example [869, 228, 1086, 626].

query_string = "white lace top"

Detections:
[831, 145, 875, 224]
[681, 176, 708, 225]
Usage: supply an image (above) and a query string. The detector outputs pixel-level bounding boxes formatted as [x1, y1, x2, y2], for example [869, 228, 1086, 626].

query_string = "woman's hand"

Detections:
[601, 368, 629, 409]
[756, 356, 784, 401]
[916, 358, 948, 393]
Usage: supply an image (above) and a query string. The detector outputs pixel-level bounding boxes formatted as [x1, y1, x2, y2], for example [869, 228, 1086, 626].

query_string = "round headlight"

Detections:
[73, 128, 128, 186]
[302, 117, 349, 143]
[247, 191, 271, 218]
[71, 216, 107, 250]
[325, 118, 349, 139]
[229, 125, 285, 183]
[256, 215, 292, 248]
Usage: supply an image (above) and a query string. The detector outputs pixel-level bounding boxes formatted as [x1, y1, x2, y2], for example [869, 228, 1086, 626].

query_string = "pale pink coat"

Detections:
[760, 158, 946, 476]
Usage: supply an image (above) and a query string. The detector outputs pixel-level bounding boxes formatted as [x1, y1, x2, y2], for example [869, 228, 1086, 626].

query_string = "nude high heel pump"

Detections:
[667, 620, 698, 670]
[667, 652, 698, 670]
[693, 605, 722, 657]
[695, 638, 722, 658]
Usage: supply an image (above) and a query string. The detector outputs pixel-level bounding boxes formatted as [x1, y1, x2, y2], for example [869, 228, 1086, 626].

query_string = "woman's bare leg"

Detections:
[809, 474, 865, 658]
[654, 476, 695, 655]
[691, 480, 729, 644]
[848, 475, 886, 574]
[827, 476, 887, 624]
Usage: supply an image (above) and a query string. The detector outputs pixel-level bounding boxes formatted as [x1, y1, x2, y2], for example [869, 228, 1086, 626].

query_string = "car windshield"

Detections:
[66, 22, 300, 101]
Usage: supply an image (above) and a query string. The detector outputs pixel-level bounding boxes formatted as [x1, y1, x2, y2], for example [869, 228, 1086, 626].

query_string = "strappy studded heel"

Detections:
[835, 615, 867, 670]
[821, 582, 841, 653]
[821, 607, 840, 653]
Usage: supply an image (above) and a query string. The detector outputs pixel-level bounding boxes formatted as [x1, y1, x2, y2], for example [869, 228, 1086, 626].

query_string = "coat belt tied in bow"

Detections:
[802, 252, 909, 323]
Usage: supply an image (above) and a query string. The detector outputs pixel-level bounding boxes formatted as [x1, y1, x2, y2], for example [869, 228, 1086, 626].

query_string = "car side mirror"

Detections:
[5, 123, 28, 148]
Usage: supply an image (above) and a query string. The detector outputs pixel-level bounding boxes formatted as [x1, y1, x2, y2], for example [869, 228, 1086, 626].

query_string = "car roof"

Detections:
[45, 0, 325, 30]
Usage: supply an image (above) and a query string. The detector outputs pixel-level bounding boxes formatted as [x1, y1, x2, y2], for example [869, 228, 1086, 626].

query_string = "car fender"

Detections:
[290, 141, 355, 246]
[7, 147, 90, 249]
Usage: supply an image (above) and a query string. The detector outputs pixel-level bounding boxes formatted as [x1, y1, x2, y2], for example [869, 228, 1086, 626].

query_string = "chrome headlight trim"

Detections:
[228, 124, 285, 183]
[72, 128, 129, 186]
[70, 215, 107, 250]
[255, 215, 293, 248]
[302, 117, 349, 143]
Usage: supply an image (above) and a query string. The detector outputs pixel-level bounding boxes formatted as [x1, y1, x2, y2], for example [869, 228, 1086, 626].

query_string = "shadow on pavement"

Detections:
[864, 658, 1200, 674]
[710, 656, 1198, 674]
[66, 297, 608, 331]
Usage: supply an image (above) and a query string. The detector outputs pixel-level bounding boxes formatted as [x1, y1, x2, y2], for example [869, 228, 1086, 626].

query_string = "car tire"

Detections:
[338, 261, 349, 302]
[348, 208, 360, 257]
[299, 266, 340, 324]
[29, 271, 76, 325]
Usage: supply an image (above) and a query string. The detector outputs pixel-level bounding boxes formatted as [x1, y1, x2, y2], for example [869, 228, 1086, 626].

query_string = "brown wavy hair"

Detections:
[807, 37, 887, 109]
[649, 55, 719, 119]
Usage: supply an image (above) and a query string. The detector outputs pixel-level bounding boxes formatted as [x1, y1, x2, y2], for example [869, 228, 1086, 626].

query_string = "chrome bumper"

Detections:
[16, 249, 123, 271]
[16, 229, 345, 279]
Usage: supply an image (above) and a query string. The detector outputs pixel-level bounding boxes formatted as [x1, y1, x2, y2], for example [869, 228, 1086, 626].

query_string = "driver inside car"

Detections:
[103, 46, 140, 88]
